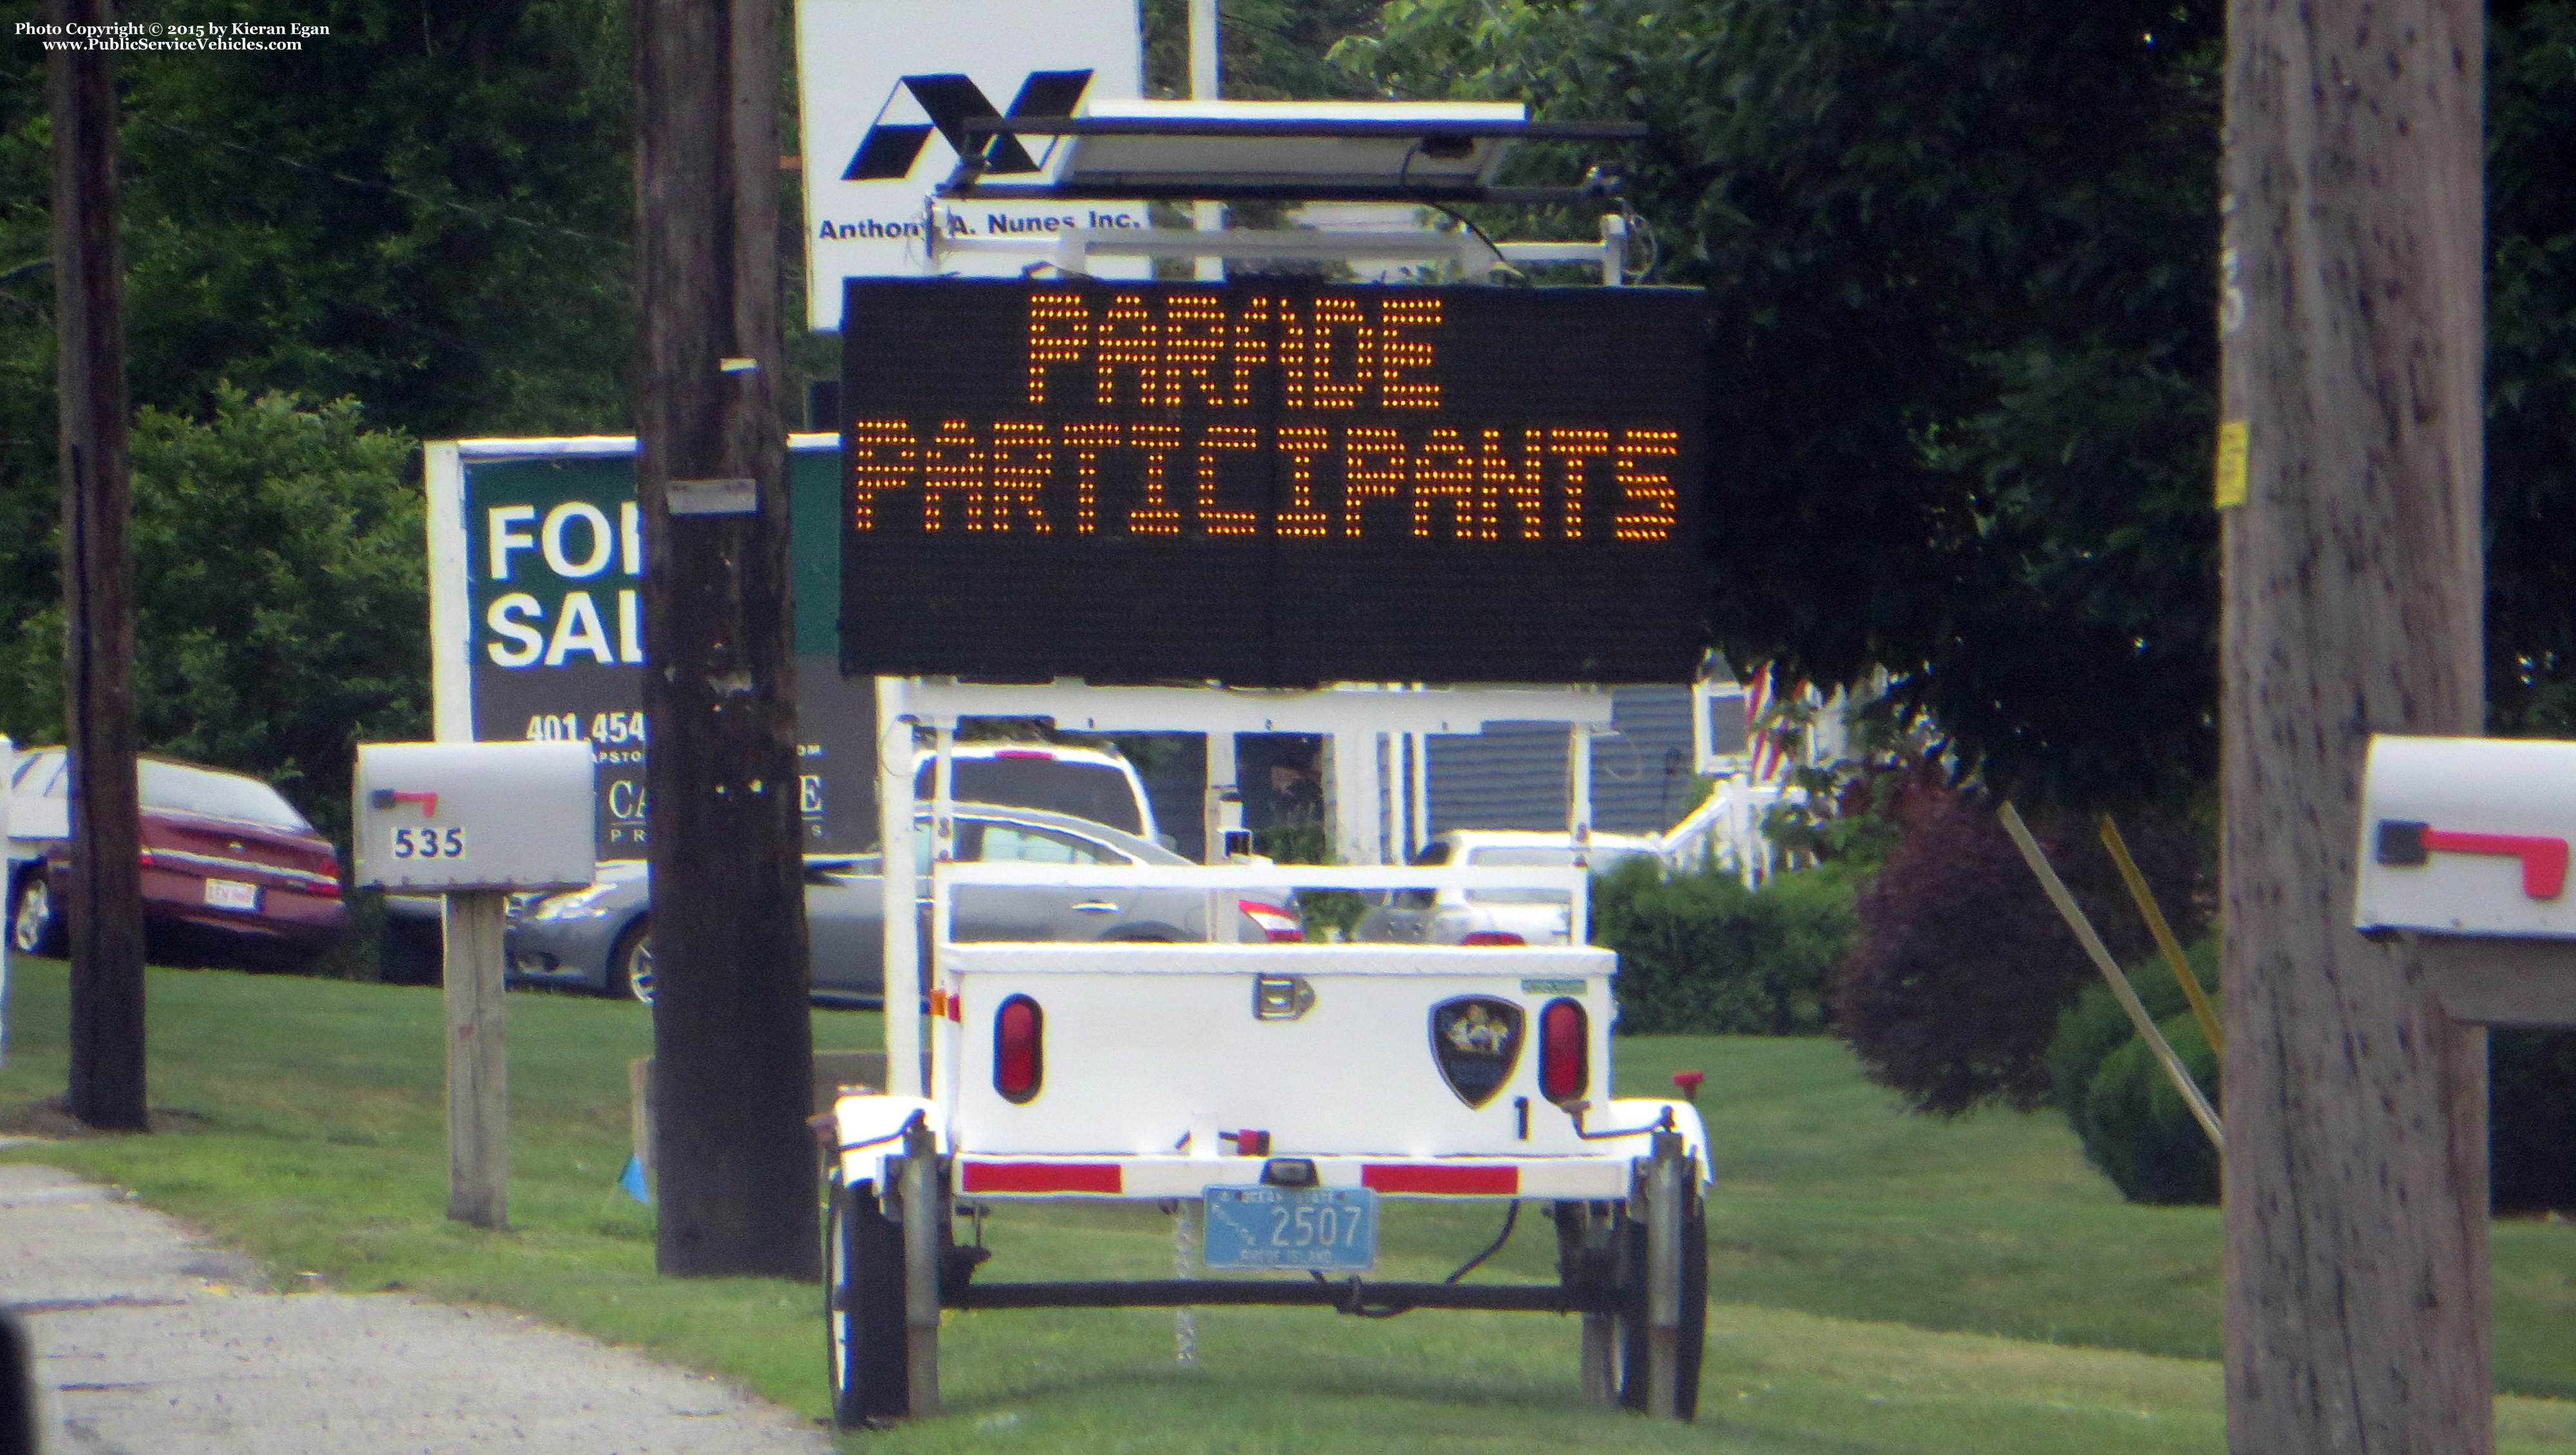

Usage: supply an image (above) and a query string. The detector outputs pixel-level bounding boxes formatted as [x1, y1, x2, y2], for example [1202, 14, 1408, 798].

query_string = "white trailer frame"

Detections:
[872, 678, 1621, 1102]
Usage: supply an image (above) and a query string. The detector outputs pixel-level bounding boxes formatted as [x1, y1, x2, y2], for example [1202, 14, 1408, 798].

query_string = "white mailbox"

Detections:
[2355, 735, 2576, 939]
[354, 741, 595, 892]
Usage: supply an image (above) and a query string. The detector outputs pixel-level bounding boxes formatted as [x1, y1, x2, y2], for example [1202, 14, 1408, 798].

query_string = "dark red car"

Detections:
[8, 749, 346, 969]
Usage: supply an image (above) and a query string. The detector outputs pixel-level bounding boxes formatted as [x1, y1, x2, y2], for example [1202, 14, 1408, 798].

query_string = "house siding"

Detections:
[1426, 686, 1698, 838]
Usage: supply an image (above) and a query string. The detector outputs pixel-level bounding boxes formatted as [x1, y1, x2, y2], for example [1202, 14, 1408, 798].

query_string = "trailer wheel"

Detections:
[828, 1175, 909, 1427]
[1613, 1191, 1707, 1418]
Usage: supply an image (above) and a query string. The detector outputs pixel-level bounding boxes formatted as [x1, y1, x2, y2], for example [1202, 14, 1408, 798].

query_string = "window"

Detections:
[12, 750, 66, 797]
[976, 823, 1121, 865]
[1464, 845, 1656, 903]
[137, 760, 312, 830]
[913, 756, 1144, 834]
[1466, 846, 1578, 904]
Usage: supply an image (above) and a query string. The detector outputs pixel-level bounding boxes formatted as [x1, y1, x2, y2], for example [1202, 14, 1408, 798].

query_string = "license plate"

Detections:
[1201, 1185, 1378, 1272]
[204, 879, 260, 912]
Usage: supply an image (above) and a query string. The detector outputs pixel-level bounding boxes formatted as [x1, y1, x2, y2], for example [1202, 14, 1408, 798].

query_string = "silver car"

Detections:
[1354, 829, 1662, 947]
[506, 803, 1302, 1004]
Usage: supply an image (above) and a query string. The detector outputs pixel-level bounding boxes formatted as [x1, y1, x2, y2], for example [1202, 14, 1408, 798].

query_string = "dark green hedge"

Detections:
[2049, 939, 2576, 1210]
[1593, 858, 1855, 1035]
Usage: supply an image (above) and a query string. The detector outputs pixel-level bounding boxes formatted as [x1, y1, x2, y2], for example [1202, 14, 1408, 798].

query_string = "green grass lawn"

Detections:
[2, 957, 2571, 1452]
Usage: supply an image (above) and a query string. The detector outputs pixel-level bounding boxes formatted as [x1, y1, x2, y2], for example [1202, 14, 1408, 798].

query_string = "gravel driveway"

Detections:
[0, 1159, 833, 1455]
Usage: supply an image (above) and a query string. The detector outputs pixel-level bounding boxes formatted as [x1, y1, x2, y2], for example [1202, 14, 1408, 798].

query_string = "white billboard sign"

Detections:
[795, 0, 1151, 329]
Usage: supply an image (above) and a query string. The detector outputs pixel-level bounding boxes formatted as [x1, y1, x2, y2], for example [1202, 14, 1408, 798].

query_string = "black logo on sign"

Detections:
[1430, 996, 1524, 1109]
[844, 70, 1095, 182]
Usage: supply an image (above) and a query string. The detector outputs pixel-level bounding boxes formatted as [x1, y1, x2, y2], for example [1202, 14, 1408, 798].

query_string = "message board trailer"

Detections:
[822, 148, 1712, 1423]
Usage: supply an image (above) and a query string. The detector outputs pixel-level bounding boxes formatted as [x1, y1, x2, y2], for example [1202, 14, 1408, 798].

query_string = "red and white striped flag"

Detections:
[1745, 665, 1787, 783]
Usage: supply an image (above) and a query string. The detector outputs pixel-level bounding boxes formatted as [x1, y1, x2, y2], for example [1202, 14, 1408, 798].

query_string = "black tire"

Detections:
[1614, 1191, 1707, 1420]
[608, 918, 654, 1004]
[9, 872, 64, 959]
[828, 1176, 909, 1427]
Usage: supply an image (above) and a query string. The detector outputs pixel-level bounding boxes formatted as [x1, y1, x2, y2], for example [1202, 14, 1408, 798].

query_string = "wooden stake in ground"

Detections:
[632, 0, 817, 1279]
[2219, 1, 2490, 1449]
[1998, 805, 2222, 1152]
[49, 0, 146, 1134]
[2097, 814, 2224, 1056]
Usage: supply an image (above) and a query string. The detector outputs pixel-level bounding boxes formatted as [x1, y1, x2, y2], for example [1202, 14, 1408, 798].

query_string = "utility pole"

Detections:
[50, 0, 147, 1134]
[2219, 1, 2489, 1450]
[633, 0, 817, 1277]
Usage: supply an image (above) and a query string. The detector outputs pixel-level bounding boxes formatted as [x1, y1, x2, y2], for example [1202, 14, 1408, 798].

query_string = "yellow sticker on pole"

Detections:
[2213, 420, 2249, 509]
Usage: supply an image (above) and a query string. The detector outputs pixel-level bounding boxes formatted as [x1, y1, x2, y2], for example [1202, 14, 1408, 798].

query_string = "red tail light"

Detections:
[994, 995, 1044, 1103]
[1457, 930, 1525, 946]
[1236, 899, 1303, 943]
[1539, 998, 1589, 1103]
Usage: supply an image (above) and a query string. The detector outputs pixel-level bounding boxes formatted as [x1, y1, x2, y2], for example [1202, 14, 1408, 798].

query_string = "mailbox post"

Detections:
[355, 742, 594, 1227]
[2356, 735, 2576, 1028]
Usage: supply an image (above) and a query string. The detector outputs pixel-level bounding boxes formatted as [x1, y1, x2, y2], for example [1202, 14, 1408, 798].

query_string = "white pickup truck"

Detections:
[822, 858, 1712, 1427]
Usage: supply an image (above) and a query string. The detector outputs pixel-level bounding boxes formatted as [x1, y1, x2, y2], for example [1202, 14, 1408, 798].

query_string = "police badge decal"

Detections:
[1429, 996, 1526, 1108]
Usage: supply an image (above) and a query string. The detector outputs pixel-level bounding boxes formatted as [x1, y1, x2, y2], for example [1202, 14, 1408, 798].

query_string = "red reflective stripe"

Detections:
[2420, 828, 2571, 899]
[1361, 1163, 1519, 1195]
[960, 1161, 1121, 1194]
[947, 991, 963, 1022]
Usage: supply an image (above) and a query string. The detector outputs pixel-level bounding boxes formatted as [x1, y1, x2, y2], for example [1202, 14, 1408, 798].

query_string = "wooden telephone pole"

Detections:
[2219, 1, 2490, 1449]
[50, 0, 147, 1134]
[632, 0, 818, 1277]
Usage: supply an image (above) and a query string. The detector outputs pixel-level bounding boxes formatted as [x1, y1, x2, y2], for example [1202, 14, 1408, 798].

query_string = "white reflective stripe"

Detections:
[146, 847, 336, 891]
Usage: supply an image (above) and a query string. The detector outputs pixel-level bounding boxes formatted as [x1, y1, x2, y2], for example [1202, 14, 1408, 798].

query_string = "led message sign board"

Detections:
[838, 279, 1708, 686]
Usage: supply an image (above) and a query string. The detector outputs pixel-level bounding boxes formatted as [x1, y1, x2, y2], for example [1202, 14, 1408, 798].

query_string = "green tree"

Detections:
[2, 388, 427, 840]
[2485, 1, 2576, 736]
[0, 0, 636, 743]
[1144, 0, 1390, 100]
[1344, 0, 2576, 803]
[1347, 0, 2222, 804]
